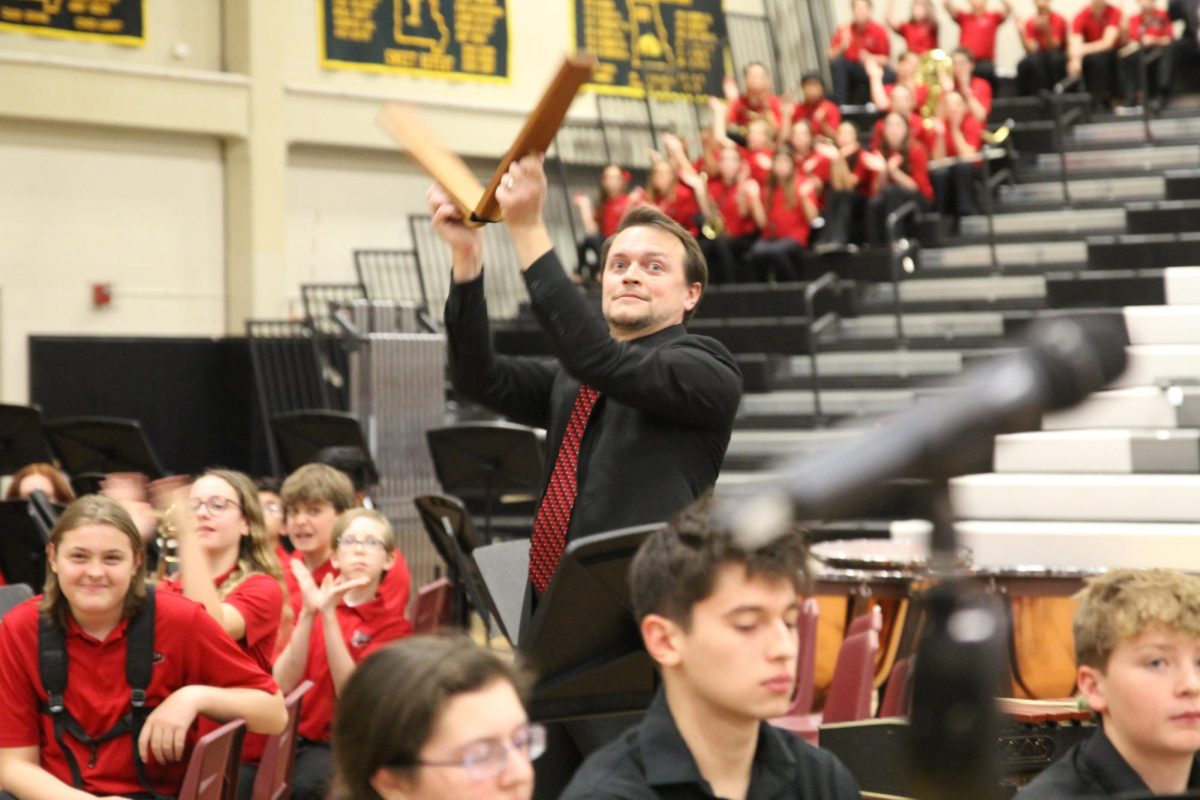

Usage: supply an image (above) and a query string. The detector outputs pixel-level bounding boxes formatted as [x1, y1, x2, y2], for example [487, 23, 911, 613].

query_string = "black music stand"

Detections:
[0, 404, 54, 476]
[426, 423, 544, 542]
[43, 417, 164, 496]
[518, 523, 664, 722]
[268, 411, 378, 483]
[0, 495, 55, 589]
[413, 494, 491, 633]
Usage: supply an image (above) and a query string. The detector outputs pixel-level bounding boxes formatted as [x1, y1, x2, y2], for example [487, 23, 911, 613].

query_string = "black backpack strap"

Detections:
[126, 587, 171, 800]
[37, 612, 86, 789]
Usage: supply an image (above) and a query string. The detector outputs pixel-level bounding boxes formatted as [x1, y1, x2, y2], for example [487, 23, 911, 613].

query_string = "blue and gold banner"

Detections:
[320, 0, 510, 83]
[0, 0, 145, 46]
[573, 0, 726, 99]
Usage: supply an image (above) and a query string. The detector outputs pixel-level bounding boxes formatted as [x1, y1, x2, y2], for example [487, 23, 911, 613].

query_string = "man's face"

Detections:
[1080, 626, 1200, 766]
[853, 0, 872, 25]
[953, 52, 973, 80]
[661, 564, 800, 723]
[802, 80, 823, 104]
[602, 225, 700, 340]
[744, 65, 770, 97]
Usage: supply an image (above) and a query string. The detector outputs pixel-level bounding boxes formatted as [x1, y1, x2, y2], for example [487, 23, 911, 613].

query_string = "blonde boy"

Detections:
[1017, 569, 1200, 798]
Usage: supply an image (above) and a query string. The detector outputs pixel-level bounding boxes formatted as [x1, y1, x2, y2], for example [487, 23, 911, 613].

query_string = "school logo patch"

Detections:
[350, 630, 372, 649]
[152, 652, 165, 664]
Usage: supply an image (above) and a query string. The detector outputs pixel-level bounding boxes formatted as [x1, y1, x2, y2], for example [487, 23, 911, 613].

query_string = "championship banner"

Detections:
[572, 0, 726, 99]
[320, 0, 510, 83]
[0, 0, 145, 46]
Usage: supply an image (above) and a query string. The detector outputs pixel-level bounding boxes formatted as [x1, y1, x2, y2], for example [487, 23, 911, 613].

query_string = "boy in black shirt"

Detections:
[1017, 569, 1200, 798]
[560, 499, 860, 800]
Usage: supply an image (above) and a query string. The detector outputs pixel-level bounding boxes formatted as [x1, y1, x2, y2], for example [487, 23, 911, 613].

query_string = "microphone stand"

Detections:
[909, 479, 1006, 800]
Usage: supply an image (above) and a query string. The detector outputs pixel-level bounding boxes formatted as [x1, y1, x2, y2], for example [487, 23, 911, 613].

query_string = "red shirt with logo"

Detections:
[831, 20, 892, 61]
[0, 593, 278, 798]
[897, 20, 939, 53]
[1130, 9, 1172, 41]
[284, 551, 411, 623]
[955, 10, 1006, 60]
[1073, 4, 1122, 44]
[727, 94, 784, 129]
[706, 178, 758, 238]
[764, 182, 818, 246]
[1025, 12, 1068, 50]
[295, 594, 413, 742]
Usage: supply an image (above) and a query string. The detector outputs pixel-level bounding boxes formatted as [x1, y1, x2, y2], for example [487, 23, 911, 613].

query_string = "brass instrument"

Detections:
[697, 171, 727, 240]
[153, 504, 180, 581]
[917, 49, 952, 129]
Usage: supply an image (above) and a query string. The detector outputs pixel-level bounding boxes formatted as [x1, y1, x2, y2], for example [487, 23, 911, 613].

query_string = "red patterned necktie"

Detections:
[528, 384, 601, 593]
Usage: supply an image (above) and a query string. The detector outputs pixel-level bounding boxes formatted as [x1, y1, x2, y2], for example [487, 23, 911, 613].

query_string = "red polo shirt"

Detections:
[1130, 9, 1172, 40]
[958, 75, 994, 116]
[706, 178, 758, 238]
[0, 593, 278, 798]
[796, 151, 832, 188]
[871, 113, 930, 151]
[884, 81, 931, 109]
[763, 183, 818, 246]
[872, 143, 934, 201]
[295, 594, 412, 742]
[955, 10, 1006, 60]
[1073, 4, 1122, 44]
[789, 99, 843, 138]
[649, 183, 702, 236]
[739, 146, 775, 188]
[283, 551, 411, 621]
[897, 20, 939, 53]
[832, 20, 892, 62]
[940, 114, 986, 158]
[727, 94, 784, 129]
[597, 194, 632, 238]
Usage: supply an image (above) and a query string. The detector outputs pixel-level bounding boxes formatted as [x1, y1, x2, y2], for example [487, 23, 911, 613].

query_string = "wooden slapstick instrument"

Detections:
[377, 53, 597, 227]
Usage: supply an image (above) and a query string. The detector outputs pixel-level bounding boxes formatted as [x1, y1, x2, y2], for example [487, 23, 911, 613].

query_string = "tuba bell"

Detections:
[917, 48, 953, 128]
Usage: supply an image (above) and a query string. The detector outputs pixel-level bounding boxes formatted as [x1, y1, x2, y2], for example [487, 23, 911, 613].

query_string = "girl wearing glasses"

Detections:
[274, 508, 414, 800]
[333, 636, 541, 800]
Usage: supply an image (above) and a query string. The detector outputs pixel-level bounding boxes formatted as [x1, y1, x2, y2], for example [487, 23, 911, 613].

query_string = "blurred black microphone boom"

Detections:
[730, 314, 1129, 541]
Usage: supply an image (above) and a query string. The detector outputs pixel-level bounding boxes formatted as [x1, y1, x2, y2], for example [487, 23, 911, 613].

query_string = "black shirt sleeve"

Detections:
[443, 269, 558, 429]
[522, 250, 742, 430]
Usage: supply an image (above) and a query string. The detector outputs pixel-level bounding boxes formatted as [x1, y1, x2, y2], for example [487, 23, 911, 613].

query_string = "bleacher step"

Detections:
[864, 275, 1046, 306]
[1043, 386, 1200, 430]
[1072, 116, 1200, 145]
[1166, 267, 1200, 304]
[993, 430, 1200, 474]
[1125, 305, 1200, 344]
[779, 350, 963, 379]
[1035, 144, 1200, 174]
[998, 175, 1163, 205]
[959, 207, 1124, 238]
[829, 311, 1006, 342]
[950, 473, 1200, 522]
[1046, 269, 1166, 309]
[724, 428, 866, 469]
[920, 241, 1086, 270]
[892, 519, 1200, 570]
[1111, 345, 1200, 388]
[737, 388, 919, 424]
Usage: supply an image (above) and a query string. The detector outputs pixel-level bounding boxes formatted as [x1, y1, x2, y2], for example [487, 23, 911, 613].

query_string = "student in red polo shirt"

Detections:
[786, 73, 843, 141]
[0, 495, 285, 800]
[1069, 0, 1123, 109]
[724, 62, 783, 139]
[791, 122, 833, 206]
[943, 0, 1012, 87]
[869, 51, 930, 111]
[643, 160, 703, 237]
[828, 0, 894, 105]
[571, 164, 633, 284]
[820, 121, 876, 249]
[700, 143, 760, 283]
[274, 508, 413, 800]
[280, 463, 412, 629]
[930, 91, 985, 228]
[864, 111, 934, 245]
[1017, 0, 1069, 95]
[886, 0, 940, 53]
[1122, 0, 1175, 107]
[746, 149, 820, 282]
[870, 84, 931, 152]
[157, 468, 285, 795]
[943, 47, 994, 121]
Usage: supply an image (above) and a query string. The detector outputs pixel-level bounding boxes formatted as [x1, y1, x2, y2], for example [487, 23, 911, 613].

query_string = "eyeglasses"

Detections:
[262, 502, 282, 516]
[190, 496, 241, 515]
[416, 722, 546, 781]
[337, 535, 387, 550]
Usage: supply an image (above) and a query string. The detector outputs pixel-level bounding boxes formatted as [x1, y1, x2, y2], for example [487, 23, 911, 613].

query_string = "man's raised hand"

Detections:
[427, 183, 484, 282]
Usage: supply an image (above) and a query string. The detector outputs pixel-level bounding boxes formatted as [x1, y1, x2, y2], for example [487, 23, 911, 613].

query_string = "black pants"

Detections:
[575, 233, 605, 284]
[1017, 51, 1067, 95]
[746, 238, 806, 282]
[823, 190, 867, 246]
[290, 740, 333, 800]
[1119, 45, 1174, 104]
[932, 162, 982, 222]
[1081, 49, 1119, 107]
[1164, 36, 1200, 103]
[867, 185, 928, 245]
[831, 57, 895, 105]
[699, 234, 756, 284]
[973, 59, 998, 95]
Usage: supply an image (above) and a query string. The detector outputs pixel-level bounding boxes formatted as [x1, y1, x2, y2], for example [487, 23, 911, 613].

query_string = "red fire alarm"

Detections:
[92, 283, 113, 308]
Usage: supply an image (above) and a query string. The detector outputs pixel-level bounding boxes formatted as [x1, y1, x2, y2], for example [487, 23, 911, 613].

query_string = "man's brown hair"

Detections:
[599, 204, 708, 322]
[630, 495, 810, 629]
[1074, 568, 1200, 670]
[281, 463, 355, 515]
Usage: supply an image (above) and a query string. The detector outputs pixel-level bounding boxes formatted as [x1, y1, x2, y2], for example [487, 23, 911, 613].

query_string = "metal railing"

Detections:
[886, 200, 922, 347]
[803, 271, 841, 427]
[1047, 74, 1085, 207]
